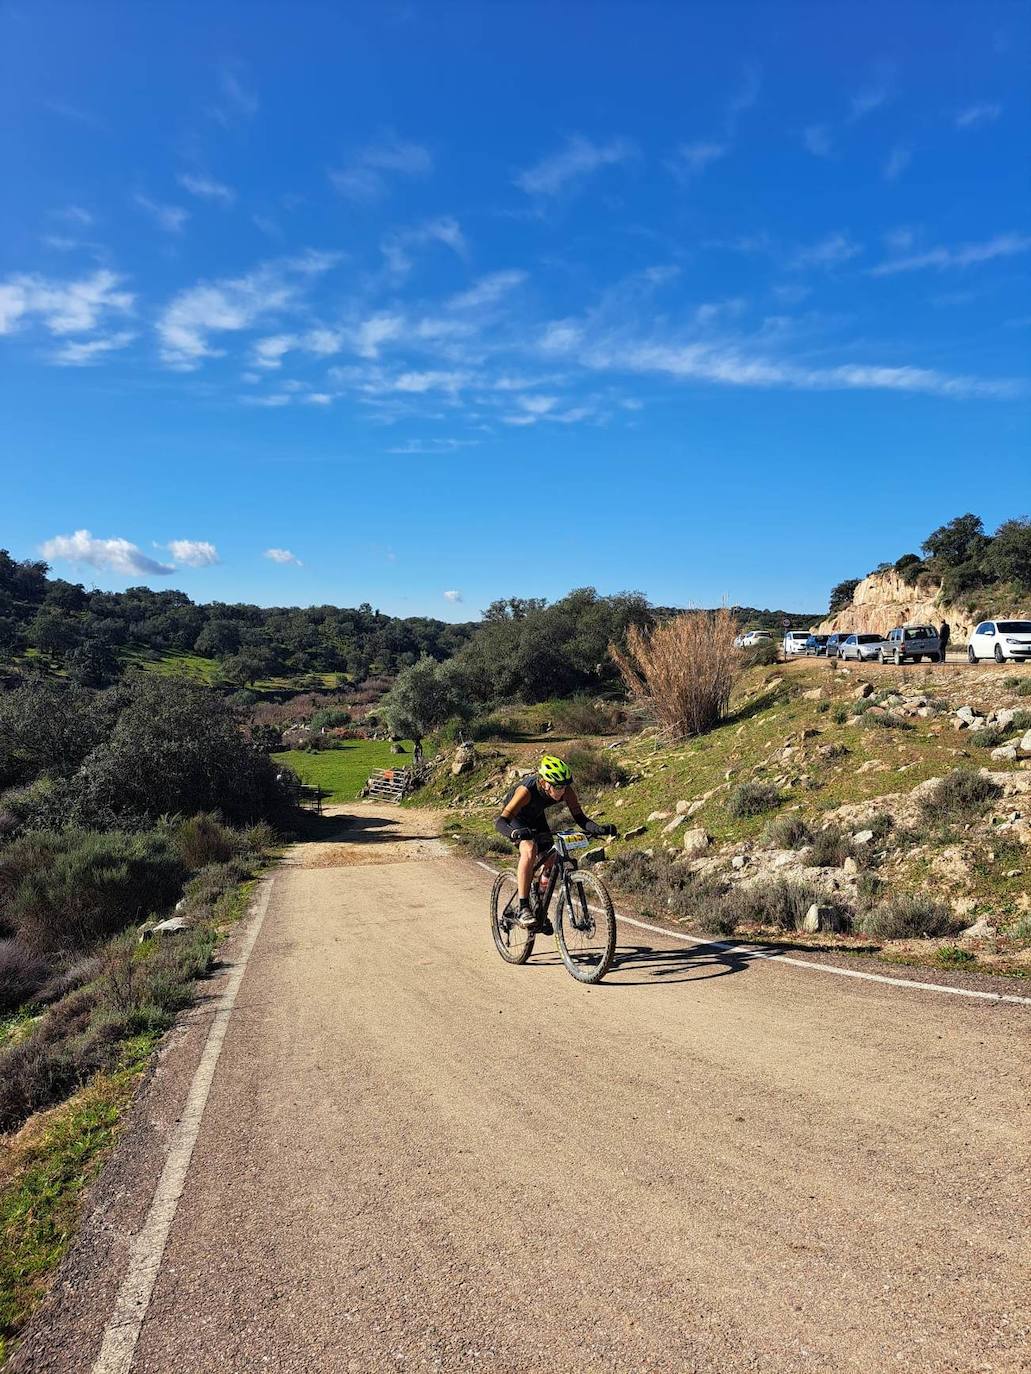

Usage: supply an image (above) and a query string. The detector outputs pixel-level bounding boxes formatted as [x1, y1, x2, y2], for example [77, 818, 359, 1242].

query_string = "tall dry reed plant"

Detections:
[610, 609, 740, 739]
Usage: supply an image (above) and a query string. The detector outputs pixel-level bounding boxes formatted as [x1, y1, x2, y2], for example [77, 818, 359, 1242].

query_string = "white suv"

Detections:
[967, 620, 1031, 664]
[782, 630, 811, 657]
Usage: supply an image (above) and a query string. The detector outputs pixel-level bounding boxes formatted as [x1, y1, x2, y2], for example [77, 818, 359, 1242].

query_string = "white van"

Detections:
[782, 630, 811, 657]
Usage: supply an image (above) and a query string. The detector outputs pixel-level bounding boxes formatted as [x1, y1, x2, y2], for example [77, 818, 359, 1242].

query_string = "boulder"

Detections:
[682, 828, 710, 857]
[854, 683, 874, 700]
[687, 799, 705, 817]
[853, 829, 875, 845]
[842, 856, 859, 876]
[802, 688, 825, 701]
[991, 745, 1019, 762]
[802, 904, 849, 933]
[663, 814, 687, 835]
[731, 854, 749, 870]
[955, 705, 979, 724]
[451, 744, 478, 775]
[623, 825, 646, 839]
[647, 810, 671, 823]
[996, 709, 1016, 730]
[960, 915, 995, 939]
[675, 799, 691, 814]
[140, 916, 191, 942]
[1021, 730, 1031, 755]
[582, 848, 606, 866]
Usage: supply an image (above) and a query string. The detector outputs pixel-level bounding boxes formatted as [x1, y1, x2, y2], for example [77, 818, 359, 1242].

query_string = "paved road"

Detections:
[17, 805, 1030, 1374]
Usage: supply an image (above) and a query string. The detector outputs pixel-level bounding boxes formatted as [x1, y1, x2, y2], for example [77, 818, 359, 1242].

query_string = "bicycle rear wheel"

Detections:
[490, 871, 535, 965]
[555, 870, 616, 984]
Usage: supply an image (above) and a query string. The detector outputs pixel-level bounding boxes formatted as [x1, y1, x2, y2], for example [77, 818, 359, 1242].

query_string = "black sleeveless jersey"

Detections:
[501, 774, 562, 831]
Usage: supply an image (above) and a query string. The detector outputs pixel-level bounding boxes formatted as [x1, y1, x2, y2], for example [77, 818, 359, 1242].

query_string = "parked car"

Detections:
[783, 630, 811, 656]
[824, 632, 851, 657]
[878, 625, 941, 664]
[803, 634, 830, 656]
[837, 633, 889, 661]
[735, 629, 774, 648]
[967, 619, 1031, 664]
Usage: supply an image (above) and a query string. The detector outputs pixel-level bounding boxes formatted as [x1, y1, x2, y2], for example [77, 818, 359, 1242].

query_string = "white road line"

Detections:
[474, 861, 1031, 1008]
[91, 878, 276, 1374]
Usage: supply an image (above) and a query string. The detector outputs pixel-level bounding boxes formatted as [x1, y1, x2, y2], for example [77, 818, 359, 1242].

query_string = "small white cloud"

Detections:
[381, 217, 467, 278]
[850, 82, 889, 121]
[0, 269, 134, 337]
[303, 393, 333, 405]
[57, 205, 95, 226]
[166, 539, 220, 567]
[177, 173, 236, 205]
[449, 270, 527, 311]
[303, 327, 342, 356]
[209, 64, 259, 126]
[443, 589, 462, 603]
[869, 231, 1031, 276]
[329, 135, 433, 201]
[803, 125, 833, 157]
[41, 529, 174, 576]
[264, 547, 302, 565]
[356, 313, 405, 358]
[51, 330, 136, 365]
[791, 232, 862, 270]
[515, 134, 635, 196]
[669, 141, 728, 178]
[386, 438, 479, 454]
[134, 194, 189, 233]
[883, 145, 912, 181]
[955, 102, 1001, 129]
[539, 320, 583, 354]
[252, 334, 297, 369]
[883, 226, 916, 253]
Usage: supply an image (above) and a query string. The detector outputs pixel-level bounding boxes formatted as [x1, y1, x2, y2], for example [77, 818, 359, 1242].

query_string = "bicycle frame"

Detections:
[530, 833, 581, 917]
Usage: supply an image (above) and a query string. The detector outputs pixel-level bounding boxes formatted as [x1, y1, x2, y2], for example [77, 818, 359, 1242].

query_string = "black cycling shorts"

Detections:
[515, 828, 553, 852]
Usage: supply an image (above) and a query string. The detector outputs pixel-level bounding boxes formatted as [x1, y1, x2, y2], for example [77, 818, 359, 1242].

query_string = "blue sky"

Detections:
[2, 0, 1028, 619]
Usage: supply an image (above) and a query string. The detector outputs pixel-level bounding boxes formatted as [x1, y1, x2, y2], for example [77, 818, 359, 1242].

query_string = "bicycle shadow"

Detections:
[527, 937, 756, 986]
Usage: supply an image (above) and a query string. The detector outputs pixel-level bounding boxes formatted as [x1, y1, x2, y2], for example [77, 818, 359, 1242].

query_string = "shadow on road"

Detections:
[604, 939, 756, 986]
[290, 810, 441, 846]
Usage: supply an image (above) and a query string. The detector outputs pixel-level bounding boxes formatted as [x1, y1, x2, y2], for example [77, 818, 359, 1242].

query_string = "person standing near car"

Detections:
[939, 621, 951, 661]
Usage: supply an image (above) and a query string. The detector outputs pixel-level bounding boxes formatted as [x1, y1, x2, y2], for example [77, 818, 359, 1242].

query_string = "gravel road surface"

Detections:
[15, 803, 1030, 1374]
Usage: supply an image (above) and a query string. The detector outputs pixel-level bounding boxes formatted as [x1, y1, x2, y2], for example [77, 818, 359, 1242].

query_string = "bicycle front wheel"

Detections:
[555, 870, 616, 984]
[490, 871, 535, 965]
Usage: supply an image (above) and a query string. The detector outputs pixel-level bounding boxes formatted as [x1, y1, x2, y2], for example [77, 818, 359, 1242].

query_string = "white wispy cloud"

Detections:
[443, 589, 462, 603]
[165, 539, 220, 567]
[41, 529, 174, 576]
[302, 393, 333, 405]
[883, 144, 912, 181]
[515, 134, 635, 197]
[386, 438, 480, 454]
[955, 102, 1001, 129]
[791, 232, 862, 270]
[264, 547, 302, 565]
[209, 64, 258, 126]
[869, 232, 1031, 276]
[56, 205, 95, 227]
[449, 270, 527, 311]
[177, 173, 236, 205]
[381, 217, 467, 278]
[252, 334, 297, 369]
[356, 314, 405, 358]
[849, 77, 890, 121]
[134, 194, 189, 233]
[156, 252, 340, 368]
[668, 141, 728, 179]
[51, 330, 136, 365]
[803, 125, 833, 157]
[329, 135, 433, 201]
[0, 269, 133, 337]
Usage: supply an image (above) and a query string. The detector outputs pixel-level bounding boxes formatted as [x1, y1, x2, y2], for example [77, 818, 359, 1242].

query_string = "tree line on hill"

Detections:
[0, 549, 476, 686]
[828, 513, 1031, 615]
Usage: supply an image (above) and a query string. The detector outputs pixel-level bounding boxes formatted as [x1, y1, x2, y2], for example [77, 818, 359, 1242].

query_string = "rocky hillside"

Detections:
[414, 659, 1031, 976]
[817, 568, 1030, 641]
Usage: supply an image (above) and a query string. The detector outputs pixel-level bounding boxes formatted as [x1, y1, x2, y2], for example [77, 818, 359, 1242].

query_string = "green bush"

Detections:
[936, 945, 975, 967]
[860, 894, 961, 940]
[172, 813, 240, 869]
[918, 769, 1002, 825]
[734, 878, 827, 931]
[808, 827, 856, 868]
[971, 726, 1008, 750]
[856, 873, 885, 911]
[0, 940, 50, 1014]
[551, 696, 621, 736]
[1015, 681, 1031, 698]
[0, 829, 187, 954]
[832, 704, 849, 725]
[565, 745, 628, 789]
[606, 851, 735, 933]
[739, 639, 778, 667]
[728, 782, 781, 818]
[862, 712, 913, 732]
[764, 815, 813, 849]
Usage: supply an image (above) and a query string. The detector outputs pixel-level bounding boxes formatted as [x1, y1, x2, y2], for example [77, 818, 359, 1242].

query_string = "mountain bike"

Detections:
[489, 829, 617, 984]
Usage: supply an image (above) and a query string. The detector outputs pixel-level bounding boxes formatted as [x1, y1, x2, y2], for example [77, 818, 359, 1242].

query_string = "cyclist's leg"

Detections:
[516, 838, 538, 900]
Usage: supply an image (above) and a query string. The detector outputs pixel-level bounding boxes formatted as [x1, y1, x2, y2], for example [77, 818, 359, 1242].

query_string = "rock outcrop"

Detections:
[817, 568, 1029, 642]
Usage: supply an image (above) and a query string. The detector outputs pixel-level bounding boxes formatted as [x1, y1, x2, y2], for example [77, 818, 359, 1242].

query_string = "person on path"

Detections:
[939, 621, 951, 661]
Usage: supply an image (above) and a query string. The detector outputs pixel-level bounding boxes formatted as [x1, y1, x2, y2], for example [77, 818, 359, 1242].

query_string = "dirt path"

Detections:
[15, 802, 1030, 1374]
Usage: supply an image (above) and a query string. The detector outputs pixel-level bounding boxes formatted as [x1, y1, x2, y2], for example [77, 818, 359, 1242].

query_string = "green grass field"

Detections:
[273, 739, 419, 802]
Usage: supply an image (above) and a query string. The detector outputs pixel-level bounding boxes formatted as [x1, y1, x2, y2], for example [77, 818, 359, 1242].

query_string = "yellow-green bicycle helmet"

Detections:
[538, 754, 573, 785]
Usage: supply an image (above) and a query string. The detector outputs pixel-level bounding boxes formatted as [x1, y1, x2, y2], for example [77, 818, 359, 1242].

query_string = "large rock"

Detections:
[662, 814, 687, 835]
[675, 799, 691, 814]
[682, 828, 710, 857]
[647, 810, 671, 822]
[451, 744, 478, 775]
[802, 904, 849, 933]
[623, 825, 646, 839]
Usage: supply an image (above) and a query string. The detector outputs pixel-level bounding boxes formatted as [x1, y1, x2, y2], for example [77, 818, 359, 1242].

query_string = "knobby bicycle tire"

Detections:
[490, 871, 535, 965]
[555, 869, 616, 984]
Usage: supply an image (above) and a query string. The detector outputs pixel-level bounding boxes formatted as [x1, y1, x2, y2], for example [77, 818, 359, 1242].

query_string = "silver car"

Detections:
[837, 633, 888, 661]
[879, 625, 941, 664]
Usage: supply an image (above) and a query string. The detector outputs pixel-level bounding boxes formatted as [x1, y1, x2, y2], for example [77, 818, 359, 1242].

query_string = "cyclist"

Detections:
[495, 755, 615, 929]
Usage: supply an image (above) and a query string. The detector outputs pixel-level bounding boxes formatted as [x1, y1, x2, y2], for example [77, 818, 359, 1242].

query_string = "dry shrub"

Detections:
[611, 609, 739, 739]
